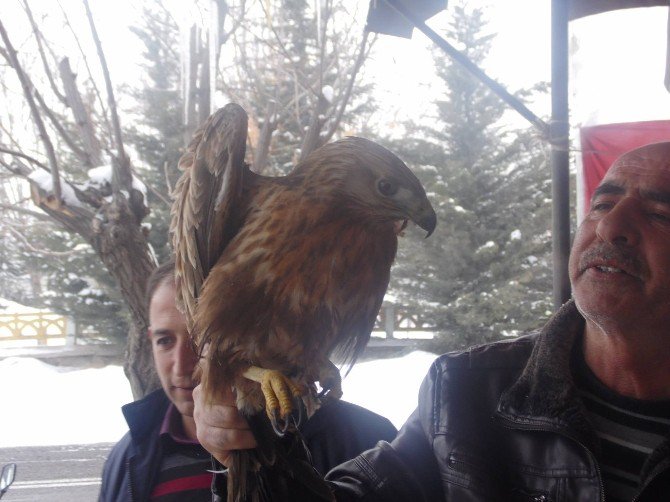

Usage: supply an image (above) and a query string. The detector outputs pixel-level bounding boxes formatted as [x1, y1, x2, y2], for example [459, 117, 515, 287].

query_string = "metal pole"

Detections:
[382, 0, 549, 136]
[381, 0, 570, 307]
[551, 0, 571, 308]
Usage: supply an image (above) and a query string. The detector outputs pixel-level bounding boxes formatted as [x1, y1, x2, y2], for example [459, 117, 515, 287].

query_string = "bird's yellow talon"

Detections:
[244, 366, 305, 428]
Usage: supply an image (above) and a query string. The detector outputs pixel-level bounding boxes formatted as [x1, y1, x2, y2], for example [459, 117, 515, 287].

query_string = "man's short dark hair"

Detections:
[145, 258, 176, 310]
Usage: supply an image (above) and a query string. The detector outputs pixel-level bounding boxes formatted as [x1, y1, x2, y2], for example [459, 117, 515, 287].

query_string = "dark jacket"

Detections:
[323, 301, 670, 501]
[100, 390, 397, 502]
[99, 389, 171, 502]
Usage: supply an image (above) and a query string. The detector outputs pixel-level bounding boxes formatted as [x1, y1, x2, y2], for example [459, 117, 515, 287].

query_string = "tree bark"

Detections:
[30, 183, 160, 399]
[252, 104, 277, 173]
[59, 58, 102, 167]
[91, 198, 158, 398]
[299, 92, 328, 161]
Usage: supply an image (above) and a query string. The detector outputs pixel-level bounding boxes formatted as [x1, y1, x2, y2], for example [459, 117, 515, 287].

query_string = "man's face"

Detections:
[569, 142, 670, 332]
[148, 280, 197, 417]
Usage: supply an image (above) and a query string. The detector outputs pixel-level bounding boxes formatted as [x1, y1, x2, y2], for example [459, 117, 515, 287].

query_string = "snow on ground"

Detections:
[0, 298, 47, 314]
[0, 357, 133, 448]
[0, 351, 438, 448]
[341, 351, 438, 427]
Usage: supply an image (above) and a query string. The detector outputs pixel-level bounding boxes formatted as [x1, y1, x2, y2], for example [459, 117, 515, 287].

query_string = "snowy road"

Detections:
[0, 443, 113, 501]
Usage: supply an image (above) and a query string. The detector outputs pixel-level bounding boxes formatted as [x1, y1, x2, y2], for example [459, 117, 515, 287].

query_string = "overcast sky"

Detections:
[3, 1, 668, 147]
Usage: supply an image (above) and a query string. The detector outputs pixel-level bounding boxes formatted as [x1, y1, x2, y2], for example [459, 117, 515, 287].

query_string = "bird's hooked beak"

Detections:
[417, 209, 437, 238]
[407, 201, 436, 238]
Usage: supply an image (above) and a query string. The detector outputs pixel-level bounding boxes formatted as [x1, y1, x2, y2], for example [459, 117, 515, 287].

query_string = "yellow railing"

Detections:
[375, 304, 436, 338]
[0, 312, 69, 346]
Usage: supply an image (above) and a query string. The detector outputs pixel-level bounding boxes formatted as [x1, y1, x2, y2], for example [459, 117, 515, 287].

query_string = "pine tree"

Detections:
[124, 3, 184, 263]
[387, 3, 553, 350]
[218, 0, 376, 173]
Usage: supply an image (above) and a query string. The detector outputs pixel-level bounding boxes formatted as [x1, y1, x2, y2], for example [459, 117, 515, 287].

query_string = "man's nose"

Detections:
[174, 339, 197, 376]
[595, 198, 640, 247]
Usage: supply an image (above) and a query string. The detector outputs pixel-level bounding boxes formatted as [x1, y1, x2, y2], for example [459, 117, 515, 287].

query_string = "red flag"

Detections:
[579, 120, 670, 218]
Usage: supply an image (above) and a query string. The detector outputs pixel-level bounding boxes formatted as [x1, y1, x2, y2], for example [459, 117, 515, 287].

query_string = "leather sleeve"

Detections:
[325, 362, 443, 501]
[209, 361, 443, 501]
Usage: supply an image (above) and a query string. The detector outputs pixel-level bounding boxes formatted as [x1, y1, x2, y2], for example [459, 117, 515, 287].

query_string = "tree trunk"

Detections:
[30, 183, 160, 399]
[92, 198, 159, 398]
[125, 323, 158, 398]
[2, 4, 161, 400]
[299, 93, 328, 161]
[59, 59, 103, 167]
[252, 105, 277, 173]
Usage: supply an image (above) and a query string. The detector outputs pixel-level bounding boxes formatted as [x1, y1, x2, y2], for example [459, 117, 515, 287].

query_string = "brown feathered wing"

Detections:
[171, 103, 251, 331]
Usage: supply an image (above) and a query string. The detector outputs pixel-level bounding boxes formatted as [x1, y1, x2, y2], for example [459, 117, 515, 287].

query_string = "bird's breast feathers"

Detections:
[207, 188, 395, 317]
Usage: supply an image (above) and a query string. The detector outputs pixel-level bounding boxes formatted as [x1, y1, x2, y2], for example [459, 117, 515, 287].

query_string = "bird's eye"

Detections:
[377, 179, 398, 196]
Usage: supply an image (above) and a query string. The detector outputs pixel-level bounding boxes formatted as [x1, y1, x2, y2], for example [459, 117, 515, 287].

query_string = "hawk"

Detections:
[171, 103, 436, 501]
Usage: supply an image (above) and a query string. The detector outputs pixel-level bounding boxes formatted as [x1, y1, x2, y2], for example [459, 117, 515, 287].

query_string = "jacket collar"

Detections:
[498, 300, 670, 485]
[497, 300, 593, 439]
[122, 388, 171, 444]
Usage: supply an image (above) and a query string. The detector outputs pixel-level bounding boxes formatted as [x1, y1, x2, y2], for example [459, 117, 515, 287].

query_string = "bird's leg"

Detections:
[317, 359, 343, 401]
[243, 366, 305, 436]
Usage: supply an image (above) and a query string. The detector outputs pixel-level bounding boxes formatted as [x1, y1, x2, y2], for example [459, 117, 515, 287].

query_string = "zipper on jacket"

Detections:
[511, 488, 549, 502]
[127, 457, 135, 501]
[496, 415, 605, 502]
[631, 458, 670, 502]
[447, 452, 483, 473]
[448, 452, 551, 502]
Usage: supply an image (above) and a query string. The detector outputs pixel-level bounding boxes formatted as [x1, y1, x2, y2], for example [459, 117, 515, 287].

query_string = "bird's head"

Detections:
[299, 137, 437, 237]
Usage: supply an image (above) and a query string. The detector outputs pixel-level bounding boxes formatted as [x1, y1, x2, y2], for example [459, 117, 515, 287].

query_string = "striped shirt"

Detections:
[149, 404, 213, 501]
[573, 349, 670, 502]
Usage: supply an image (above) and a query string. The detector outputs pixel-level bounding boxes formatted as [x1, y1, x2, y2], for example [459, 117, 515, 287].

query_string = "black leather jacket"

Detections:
[324, 301, 670, 501]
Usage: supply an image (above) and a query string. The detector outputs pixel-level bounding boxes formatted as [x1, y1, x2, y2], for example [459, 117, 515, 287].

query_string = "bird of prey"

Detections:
[171, 103, 436, 501]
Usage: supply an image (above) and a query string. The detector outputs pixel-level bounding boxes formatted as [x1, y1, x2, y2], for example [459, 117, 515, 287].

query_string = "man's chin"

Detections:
[172, 397, 195, 417]
[159, 381, 195, 416]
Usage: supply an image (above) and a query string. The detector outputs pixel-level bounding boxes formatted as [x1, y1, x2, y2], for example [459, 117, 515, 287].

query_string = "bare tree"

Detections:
[0, 0, 158, 398]
[0, 0, 374, 399]
[184, 0, 374, 174]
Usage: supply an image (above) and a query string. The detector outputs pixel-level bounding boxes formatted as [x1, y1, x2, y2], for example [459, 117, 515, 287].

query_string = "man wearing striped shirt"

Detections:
[568, 142, 670, 501]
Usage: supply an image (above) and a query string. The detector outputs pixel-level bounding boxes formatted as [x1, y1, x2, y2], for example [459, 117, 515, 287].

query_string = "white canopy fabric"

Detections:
[569, 0, 667, 19]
